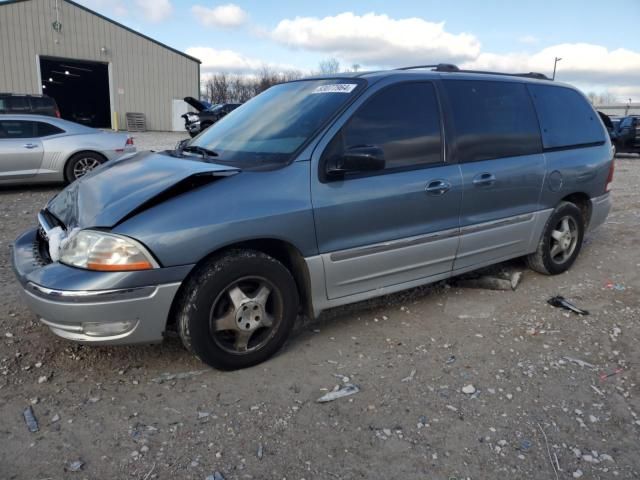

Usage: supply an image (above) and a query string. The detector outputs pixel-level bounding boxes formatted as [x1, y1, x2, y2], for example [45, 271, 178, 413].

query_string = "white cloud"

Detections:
[192, 3, 247, 28]
[518, 35, 539, 45]
[185, 47, 294, 74]
[464, 43, 640, 85]
[271, 12, 480, 66]
[77, 0, 172, 22]
[135, 0, 172, 22]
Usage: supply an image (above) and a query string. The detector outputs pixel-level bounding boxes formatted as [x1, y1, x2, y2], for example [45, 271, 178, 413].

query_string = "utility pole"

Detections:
[552, 57, 562, 80]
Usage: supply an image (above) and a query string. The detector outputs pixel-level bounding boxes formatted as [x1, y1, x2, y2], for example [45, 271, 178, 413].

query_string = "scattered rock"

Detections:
[462, 384, 476, 395]
[573, 469, 583, 478]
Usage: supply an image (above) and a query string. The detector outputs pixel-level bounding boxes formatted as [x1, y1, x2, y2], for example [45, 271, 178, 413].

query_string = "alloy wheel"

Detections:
[72, 157, 101, 179]
[209, 276, 282, 354]
[549, 215, 578, 264]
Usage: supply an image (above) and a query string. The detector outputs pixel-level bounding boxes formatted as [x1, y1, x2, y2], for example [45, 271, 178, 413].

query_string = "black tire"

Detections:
[526, 201, 585, 275]
[64, 151, 105, 183]
[176, 249, 299, 370]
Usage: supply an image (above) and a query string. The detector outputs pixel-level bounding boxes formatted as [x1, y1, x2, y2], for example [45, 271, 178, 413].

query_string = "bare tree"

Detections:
[201, 67, 305, 104]
[318, 58, 341, 74]
[351, 63, 361, 72]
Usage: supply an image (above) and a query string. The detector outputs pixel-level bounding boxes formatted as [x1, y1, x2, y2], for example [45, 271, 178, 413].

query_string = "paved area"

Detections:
[0, 153, 638, 479]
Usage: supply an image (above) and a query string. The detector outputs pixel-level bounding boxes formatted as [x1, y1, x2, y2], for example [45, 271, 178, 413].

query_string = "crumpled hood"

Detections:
[47, 151, 239, 228]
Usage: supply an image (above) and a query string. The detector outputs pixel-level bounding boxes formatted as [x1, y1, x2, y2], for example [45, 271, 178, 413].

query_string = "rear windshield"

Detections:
[190, 79, 365, 167]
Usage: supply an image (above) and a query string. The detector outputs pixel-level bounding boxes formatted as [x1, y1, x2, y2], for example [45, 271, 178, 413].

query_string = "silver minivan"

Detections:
[12, 65, 613, 369]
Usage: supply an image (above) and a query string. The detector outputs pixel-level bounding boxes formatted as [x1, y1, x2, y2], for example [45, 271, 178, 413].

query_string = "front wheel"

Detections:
[177, 250, 299, 370]
[526, 201, 585, 275]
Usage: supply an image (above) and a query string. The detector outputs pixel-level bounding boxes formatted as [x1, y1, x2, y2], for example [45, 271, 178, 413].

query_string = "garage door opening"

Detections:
[40, 57, 111, 128]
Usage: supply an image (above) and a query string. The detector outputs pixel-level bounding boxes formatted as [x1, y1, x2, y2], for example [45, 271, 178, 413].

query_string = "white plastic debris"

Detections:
[47, 227, 65, 262]
[316, 384, 359, 403]
[47, 227, 80, 262]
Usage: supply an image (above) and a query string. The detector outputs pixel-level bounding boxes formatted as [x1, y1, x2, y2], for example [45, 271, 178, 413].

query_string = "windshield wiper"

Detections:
[181, 145, 219, 158]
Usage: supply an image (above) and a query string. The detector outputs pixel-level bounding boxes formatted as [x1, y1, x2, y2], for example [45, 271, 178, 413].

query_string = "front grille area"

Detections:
[33, 227, 52, 266]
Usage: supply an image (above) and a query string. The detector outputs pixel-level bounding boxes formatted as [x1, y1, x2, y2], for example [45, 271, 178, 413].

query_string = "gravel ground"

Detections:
[0, 151, 639, 479]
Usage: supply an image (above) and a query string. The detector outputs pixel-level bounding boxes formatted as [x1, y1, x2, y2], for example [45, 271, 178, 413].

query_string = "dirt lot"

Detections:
[1, 146, 639, 479]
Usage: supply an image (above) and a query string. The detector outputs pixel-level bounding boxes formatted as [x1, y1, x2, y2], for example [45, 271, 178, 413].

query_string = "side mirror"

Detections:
[326, 145, 385, 177]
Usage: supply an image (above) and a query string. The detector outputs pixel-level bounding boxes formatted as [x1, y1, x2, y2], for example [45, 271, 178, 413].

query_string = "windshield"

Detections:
[189, 79, 364, 167]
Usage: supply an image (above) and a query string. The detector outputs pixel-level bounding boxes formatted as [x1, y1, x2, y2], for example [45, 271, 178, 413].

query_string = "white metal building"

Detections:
[0, 0, 201, 131]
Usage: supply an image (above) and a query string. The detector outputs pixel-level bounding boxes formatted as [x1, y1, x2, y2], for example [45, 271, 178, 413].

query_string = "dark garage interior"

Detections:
[40, 56, 111, 128]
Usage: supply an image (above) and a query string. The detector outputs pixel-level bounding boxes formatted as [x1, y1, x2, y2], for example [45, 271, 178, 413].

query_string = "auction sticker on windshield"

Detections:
[311, 84, 358, 94]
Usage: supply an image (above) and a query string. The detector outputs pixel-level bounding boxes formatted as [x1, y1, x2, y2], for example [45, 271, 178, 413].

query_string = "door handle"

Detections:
[472, 172, 496, 186]
[23, 143, 37, 149]
[425, 179, 451, 196]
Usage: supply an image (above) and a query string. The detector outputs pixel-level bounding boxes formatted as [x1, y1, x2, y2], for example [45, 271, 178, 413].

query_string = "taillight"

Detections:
[605, 159, 615, 193]
[126, 137, 134, 146]
[55, 109, 61, 118]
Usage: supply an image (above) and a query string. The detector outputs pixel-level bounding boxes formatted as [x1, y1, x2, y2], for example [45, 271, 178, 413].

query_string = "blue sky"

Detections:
[72, 1, 640, 100]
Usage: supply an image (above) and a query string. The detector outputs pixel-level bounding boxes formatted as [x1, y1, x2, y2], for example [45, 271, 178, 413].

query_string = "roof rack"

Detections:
[396, 63, 550, 80]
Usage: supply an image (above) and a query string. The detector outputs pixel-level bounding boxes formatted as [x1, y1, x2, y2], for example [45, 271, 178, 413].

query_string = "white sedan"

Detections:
[0, 114, 135, 185]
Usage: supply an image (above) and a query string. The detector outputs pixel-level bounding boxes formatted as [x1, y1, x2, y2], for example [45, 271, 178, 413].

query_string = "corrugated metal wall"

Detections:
[0, 0, 200, 131]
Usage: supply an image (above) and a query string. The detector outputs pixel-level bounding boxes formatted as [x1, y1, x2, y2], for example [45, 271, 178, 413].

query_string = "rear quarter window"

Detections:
[36, 122, 64, 137]
[527, 85, 605, 149]
[443, 80, 542, 163]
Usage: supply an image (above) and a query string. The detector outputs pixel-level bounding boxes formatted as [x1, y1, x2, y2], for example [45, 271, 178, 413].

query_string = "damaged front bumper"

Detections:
[11, 228, 189, 345]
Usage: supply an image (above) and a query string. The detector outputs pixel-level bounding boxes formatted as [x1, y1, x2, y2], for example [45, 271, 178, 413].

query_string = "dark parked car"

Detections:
[12, 65, 613, 370]
[612, 115, 640, 153]
[0, 93, 60, 117]
[182, 97, 241, 137]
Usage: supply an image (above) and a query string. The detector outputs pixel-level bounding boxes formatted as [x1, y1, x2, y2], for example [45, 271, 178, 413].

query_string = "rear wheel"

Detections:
[177, 250, 299, 370]
[64, 152, 105, 183]
[526, 201, 585, 275]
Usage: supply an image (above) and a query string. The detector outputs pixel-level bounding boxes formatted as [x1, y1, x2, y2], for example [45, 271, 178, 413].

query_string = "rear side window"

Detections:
[6, 97, 30, 112]
[443, 80, 542, 162]
[31, 97, 55, 113]
[36, 122, 64, 136]
[0, 120, 37, 138]
[528, 85, 605, 149]
[334, 82, 442, 170]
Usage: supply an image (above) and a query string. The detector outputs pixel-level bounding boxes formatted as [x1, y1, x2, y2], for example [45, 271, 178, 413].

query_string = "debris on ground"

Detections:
[604, 280, 626, 291]
[401, 369, 416, 382]
[547, 296, 589, 315]
[562, 356, 596, 369]
[206, 472, 225, 480]
[257, 443, 264, 460]
[66, 460, 84, 472]
[599, 368, 624, 381]
[317, 384, 360, 403]
[23, 406, 39, 432]
[150, 370, 208, 383]
[453, 267, 523, 291]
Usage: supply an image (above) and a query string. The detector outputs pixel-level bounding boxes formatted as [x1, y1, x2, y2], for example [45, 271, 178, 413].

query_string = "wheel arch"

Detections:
[63, 150, 109, 181]
[167, 238, 315, 329]
[560, 192, 592, 228]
